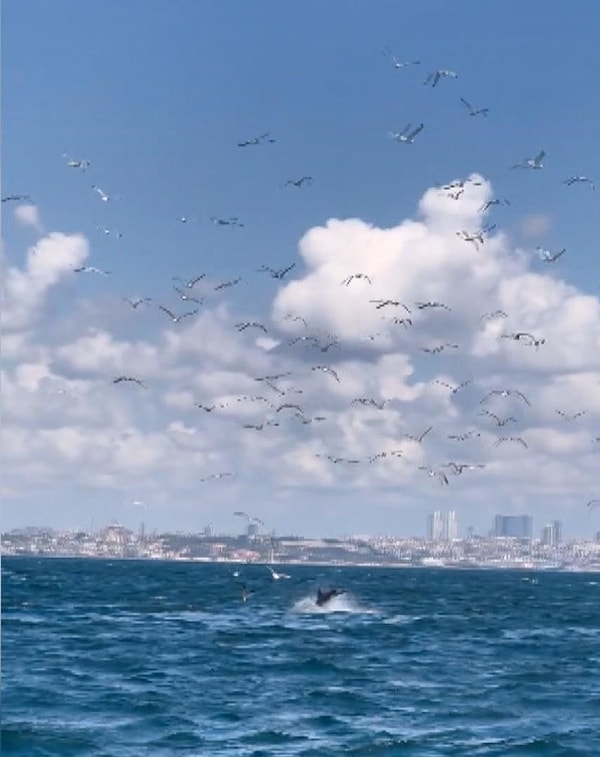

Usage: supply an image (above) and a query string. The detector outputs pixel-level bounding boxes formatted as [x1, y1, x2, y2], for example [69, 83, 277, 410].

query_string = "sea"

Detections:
[2, 558, 600, 756]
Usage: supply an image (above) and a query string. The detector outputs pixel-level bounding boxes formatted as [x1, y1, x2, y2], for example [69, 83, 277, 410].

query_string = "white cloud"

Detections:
[2, 179, 599, 536]
[13, 203, 43, 232]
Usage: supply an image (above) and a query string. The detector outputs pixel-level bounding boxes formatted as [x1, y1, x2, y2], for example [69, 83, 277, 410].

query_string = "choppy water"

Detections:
[2, 558, 600, 755]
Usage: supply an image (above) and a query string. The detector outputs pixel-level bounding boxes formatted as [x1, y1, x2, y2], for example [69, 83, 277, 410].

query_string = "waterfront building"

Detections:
[494, 514, 532, 539]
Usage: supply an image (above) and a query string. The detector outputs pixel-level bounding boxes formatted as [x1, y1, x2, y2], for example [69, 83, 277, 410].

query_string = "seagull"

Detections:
[317, 454, 361, 465]
[257, 263, 295, 280]
[351, 398, 387, 410]
[479, 310, 508, 322]
[214, 277, 242, 291]
[415, 301, 451, 311]
[435, 379, 472, 394]
[312, 365, 340, 382]
[494, 436, 528, 449]
[289, 335, 319, 347]
[389, 123, 424, 144]
[479, 409, 517, 426]
[74, 266, 111, 275]
[237, 133, 275, 147]
[210, 216, 244, 228]
[284, 176, 313, 188]
[418, 466, 450, 485]
[444, 462, 486, 475]
[236, 321, 268, 333]
[459, 97, 489, 117]
[447, 431, 481, 441]
[123, 297, 152, 309]
[501, 332, 545, 347]
[536, 247, 566, 262]
[173, 286, 202, 303]
[562, 176, 595, 190]
[113, 376, 145, 387]
[479, 198, 510, 212]
[556, 409, 586, 421]
[200, 472, 234, 482]
[158, 305, 198, 323]
[421, 343, 459, 354]
[480, 389, 531, 406]
[587, 499, 600, 510]
[456, 226, 496, 250]
[2, 194, 32, 203]
[91, 185, 112, 202]
[390, 317, 413, 328]
[241, 584, 254, 602]
[404, 425, 433, 444]
[267, 566, 291, 580]
[341, 273, 372, 286]
[283, 314, 308, 328]
[172, 274, 206, 289]
[383, 48, 420, 68]
[424, 69, 458, 87]
[96, 225, 123, 238]
[370, 299, 411, 313]
[62, 154, 90, 171]
[511, 150, 545, 170]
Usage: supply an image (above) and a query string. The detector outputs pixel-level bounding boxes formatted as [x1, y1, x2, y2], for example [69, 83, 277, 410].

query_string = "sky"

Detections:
[2, 0, 599, 539]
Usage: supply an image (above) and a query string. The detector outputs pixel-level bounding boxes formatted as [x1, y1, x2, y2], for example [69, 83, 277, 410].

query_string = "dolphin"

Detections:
[316, 588, 345, 607]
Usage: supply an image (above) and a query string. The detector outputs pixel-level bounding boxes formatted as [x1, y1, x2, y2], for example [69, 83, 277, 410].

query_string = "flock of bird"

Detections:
[3, 46, 598, 525]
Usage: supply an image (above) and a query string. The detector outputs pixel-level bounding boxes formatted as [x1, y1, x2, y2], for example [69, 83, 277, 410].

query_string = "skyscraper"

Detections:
[541, 520, 562, 546]
[427, 510, 458, 541]
[494, 514, 533, 539]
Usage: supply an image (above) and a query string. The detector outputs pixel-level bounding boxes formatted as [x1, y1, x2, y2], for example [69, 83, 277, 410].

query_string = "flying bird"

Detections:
[91, 185, 112, 202]
[479, 409, 517, 426]
[173, 286, 202, 303]
[556, 409, 586, 421]
[415, 301, 452, 311]
[237, 133, 275, 147]
[284, 176, 313, 188]
[267, 567, 291, 580]
[479, 310, 508, 322]
[214, 277, 242, 291]
[421, 343, 459, 354]
[562, 176, 595, 190]
[418, 466, 450, 485]
[383, 48, 420, 68]
[63, 154, 90, 171]
[2, 194, 32, 203]
[424, 69, 458, 87]
[370, 299, 411, 312]
[257, 263, 296, 280]
[341, 273, 372, 286]
[210, 216, 244, 228]
[444, 462, 486, 475]
[74, 266, 111, 275]
[480, 389, 531, 406]
[389, 123, 424, 144]
[511, 150, 545, 170]
[435, 379, 472, 394]
[312, 365, 340, 382]
[158, 305, 198, 323]
[536, 247, 566, 263]
[236, 321, 268, 333]
[494, 436, 528, 449]
[123, 297, 152, 309]
[459, 97, 489, 117]
[113, 376, 145, 387]
[479, 198, 510, 212]
[200, 472, 234, 482]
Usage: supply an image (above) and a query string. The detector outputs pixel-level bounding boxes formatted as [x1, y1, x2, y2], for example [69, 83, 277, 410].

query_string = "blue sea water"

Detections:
[2, 558, 600, 756]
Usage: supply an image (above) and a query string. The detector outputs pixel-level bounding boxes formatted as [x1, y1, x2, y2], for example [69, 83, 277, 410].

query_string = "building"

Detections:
[494, 514, 532, 539]
[427, 510, 458, 541]
[541, 520, 562, 546]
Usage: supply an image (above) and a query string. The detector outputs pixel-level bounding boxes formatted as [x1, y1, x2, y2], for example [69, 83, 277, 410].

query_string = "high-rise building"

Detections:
[541, 520, 562, 546]
[494, 514, 532, 539]
[427, 510, 458, 541]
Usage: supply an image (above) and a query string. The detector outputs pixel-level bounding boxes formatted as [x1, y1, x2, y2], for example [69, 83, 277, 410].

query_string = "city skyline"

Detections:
[2, 1, 599, 538]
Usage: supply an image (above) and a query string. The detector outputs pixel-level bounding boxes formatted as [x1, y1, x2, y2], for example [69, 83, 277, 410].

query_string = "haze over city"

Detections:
[2, 1, 599, 538]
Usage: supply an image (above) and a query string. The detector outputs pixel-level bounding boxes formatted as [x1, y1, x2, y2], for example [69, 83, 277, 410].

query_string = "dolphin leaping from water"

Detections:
[316, 588, 345, 607]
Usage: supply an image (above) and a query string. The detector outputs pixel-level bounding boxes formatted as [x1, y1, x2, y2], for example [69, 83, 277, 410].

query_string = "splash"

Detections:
[291, 593, 374, 614]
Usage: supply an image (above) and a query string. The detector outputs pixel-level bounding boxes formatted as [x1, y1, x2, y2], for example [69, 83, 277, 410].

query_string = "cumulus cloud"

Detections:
[2, 178, 599, 535]
[13, 203, 43, 232]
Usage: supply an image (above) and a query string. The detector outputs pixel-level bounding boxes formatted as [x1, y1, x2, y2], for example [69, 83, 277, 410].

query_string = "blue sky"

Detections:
[2, 1, 599, 538]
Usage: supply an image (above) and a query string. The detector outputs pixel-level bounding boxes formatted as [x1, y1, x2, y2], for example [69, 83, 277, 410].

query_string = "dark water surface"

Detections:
[2, 557, 600, 755]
